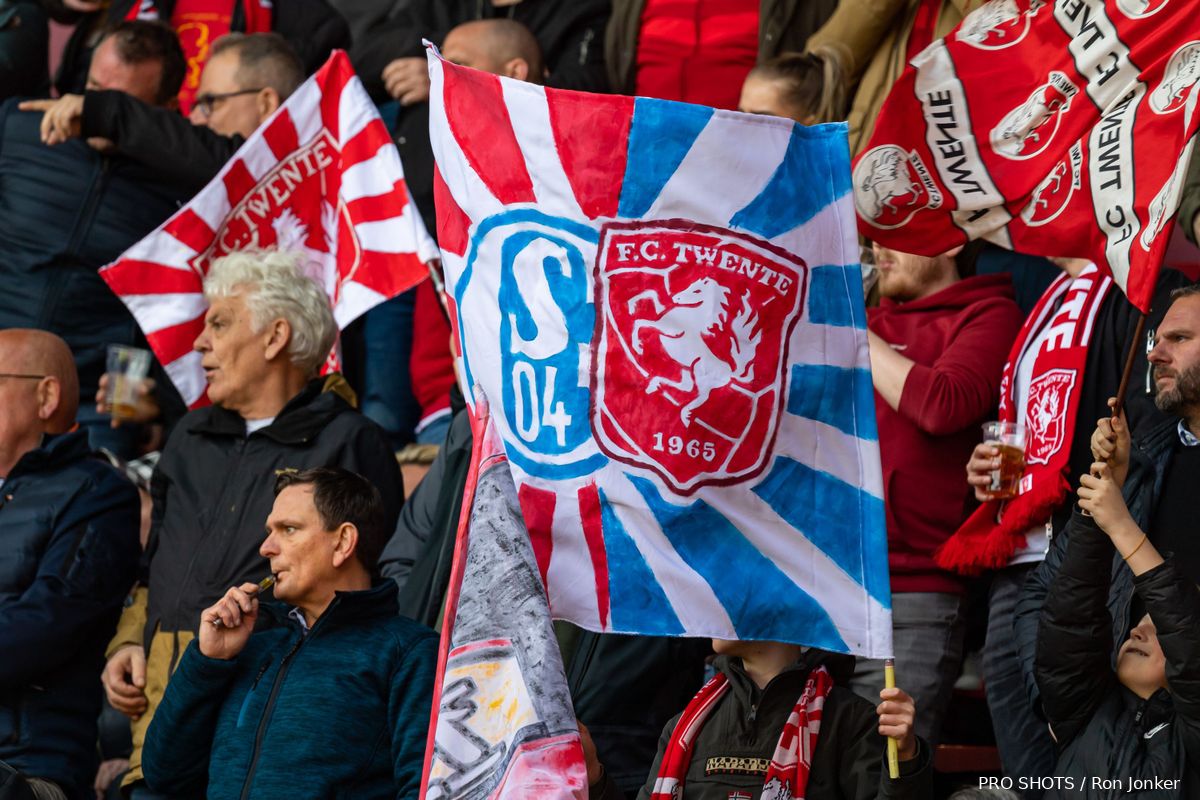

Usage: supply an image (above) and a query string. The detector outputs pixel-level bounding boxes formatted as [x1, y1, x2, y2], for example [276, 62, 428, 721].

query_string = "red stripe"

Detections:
[222, 160, 258, 208]
[164, 209, 217, 255]
[319, 57, 352, 142]
[443, 64, 535, 205]
[546, 88, 633, 220]
[341, 120, 391, 169]
[262, 110, 300, 161]
[577, 482, 610, 630]
[146, 314, 205, 365]
[346, 185, 407, 224]
[518, 484, 556, 590]
[433, 165, 470, 257]
[354, 251, 428, 299]
[101, 261, 204, 295]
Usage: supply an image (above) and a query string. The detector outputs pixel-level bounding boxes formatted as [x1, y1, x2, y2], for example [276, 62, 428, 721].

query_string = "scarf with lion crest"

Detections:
[650, 666, 833, 800]
[936, 263, 1111, 574]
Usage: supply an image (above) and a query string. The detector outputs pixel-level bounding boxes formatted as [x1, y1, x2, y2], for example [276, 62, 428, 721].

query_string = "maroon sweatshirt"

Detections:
[868, 274, 1023, 594]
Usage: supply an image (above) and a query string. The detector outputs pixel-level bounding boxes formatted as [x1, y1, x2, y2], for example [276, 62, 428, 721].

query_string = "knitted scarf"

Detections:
[651, 666, 834, 800]
[936, 264, 1111, 574]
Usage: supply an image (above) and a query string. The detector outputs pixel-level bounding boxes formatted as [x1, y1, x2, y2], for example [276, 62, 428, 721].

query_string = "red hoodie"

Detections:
[868, 274, 1023, 594]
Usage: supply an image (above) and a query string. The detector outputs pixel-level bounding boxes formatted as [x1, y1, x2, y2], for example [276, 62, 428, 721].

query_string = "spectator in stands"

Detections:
[856, 243, 1022, 743]
[142, 468, 435, 798]
[1036, 460, 1200, 797]
[42, 0, 347, 113]
[26, 32, 304, 195]
[0, 21, 189, 459]
[737, 50, 847, 124]
[440, 17, 544, 81]
[100, 250, 403, 797]
[949, 258, 1186, 795]
[0, 330, 141, 800]
[607, 0, 837, 110]
[806, 0, 986, 154]
[584, 640, 931, 799]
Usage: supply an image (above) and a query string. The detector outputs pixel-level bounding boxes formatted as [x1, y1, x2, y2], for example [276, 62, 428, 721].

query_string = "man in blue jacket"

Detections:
[142, 467, 437, 799]
[0, 329, 141, 800]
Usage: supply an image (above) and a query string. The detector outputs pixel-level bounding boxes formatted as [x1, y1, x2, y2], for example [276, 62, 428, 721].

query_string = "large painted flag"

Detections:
[101, 50, 438, 407]
[855, 0, 1200, 313]
[421, 396, 588, 800]
[428, 48, 891, 657]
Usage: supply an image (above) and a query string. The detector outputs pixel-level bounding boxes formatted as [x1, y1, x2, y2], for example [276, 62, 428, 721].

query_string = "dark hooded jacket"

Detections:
[0, 431, 140, 799]
[1036, 511, 1200, 798]
[589, 652, 933, 800]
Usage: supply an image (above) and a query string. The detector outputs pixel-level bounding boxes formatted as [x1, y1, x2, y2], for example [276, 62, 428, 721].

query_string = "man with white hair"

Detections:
[99, 248, 403, 797]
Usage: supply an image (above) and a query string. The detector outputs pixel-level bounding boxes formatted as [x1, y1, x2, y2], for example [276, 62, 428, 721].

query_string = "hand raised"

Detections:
[198, 582, 263, 660]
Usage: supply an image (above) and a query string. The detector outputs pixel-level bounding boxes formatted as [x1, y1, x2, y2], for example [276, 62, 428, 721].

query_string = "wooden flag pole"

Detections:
[885, 659, 899, 779]
[1112, 313, 1148, 419]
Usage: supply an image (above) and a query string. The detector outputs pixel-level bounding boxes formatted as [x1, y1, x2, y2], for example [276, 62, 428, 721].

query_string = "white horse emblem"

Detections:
[627, 278, 762, 426]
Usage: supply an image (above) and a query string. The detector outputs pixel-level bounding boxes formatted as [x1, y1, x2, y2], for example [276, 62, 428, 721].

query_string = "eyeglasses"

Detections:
[0, 373, 45, 380]
[192, 88, 263, 119]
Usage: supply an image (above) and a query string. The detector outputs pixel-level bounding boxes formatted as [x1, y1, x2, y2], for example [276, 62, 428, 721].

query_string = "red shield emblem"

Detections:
[990, 72, 1078, 161]
[854, 145, 943, 231]
[1025, 369, 1076, 465]
[1150, 42, 1200, 114]
[1020, 143, 1081, 227]
[955, 0, 1042, 50]
[590, 221, 806, 494]
[188, 130, 360, 286]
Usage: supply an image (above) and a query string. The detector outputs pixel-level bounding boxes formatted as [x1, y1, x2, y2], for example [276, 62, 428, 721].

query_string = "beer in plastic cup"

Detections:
[981, 421, 1025, 501]
[106, 345, 151, 423]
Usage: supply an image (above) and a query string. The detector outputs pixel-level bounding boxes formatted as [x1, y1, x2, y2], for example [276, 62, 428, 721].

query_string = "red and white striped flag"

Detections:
[856, 0, 1200, 313]
[101, 50, 437, 407]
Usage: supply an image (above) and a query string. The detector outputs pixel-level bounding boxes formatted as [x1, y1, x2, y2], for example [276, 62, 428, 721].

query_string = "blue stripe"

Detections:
[808, 265, 867, 329]
[599, 489, 685, 636]
[753, 457, 891, 609]
[787, 364, 878, 441]
[629, 476, 848, 650]
[729, 123, 852, 240]
[617, 98, 713, 219]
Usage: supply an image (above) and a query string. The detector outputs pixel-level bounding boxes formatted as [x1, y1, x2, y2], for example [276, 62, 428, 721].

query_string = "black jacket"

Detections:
[82, 89, 243, 197]
[590, 653, 932, 800]
[48, 0, 349, 97]
[145, 379, 403, 640]
[0, 431, 140, 799]
[1036, 512, 1200, 798]
[0, 99, 189, 413]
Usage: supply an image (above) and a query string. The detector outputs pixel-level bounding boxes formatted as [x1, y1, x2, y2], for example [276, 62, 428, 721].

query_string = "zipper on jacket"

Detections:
[41, 158, 110, 331]
[238, 602, 339, 799]
[238, 632, 306, 800]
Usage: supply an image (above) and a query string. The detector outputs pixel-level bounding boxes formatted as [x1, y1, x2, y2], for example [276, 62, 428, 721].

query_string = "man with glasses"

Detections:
[0, 329, 141, 800]
[26, 32, 304, 196]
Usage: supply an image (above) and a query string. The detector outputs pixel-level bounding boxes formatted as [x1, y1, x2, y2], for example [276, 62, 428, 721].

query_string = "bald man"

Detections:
[441, 18, 545, 84]
[0, 330, 141, 800]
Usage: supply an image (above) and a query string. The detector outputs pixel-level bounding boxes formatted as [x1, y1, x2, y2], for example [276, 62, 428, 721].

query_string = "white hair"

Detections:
[203, 249, 336, 376]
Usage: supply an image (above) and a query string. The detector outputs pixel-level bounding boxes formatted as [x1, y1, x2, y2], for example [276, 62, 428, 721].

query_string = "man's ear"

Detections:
[504, 58, 530, 82]
[263, 317, 291, 362]
[257, 87, 282, 121]
[331, 522, 359, 569]
[36, 376, 61, 423]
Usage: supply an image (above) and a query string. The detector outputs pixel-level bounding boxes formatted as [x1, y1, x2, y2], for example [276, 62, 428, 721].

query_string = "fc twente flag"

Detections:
[428, 47, 892, 657]
[420, 395, 588, 800]
[855, 0, 1200, 313]
[102, 51, 437, 407]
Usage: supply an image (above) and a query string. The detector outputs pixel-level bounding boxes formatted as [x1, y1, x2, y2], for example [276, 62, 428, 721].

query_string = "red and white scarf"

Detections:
[651, 666, 833, 800]
[936, 264, 1111, 574]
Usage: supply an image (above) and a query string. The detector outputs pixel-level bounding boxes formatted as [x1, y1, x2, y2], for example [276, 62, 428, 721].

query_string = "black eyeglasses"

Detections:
[192, 88, 263, 119]
[0, 373, 45, 380]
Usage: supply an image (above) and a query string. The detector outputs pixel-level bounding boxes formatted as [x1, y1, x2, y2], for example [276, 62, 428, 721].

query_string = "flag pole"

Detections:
[885, 658, 899, 779]
[1112, 313, 1148, 419]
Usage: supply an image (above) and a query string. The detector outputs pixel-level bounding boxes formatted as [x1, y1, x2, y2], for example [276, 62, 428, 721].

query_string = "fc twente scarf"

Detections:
[125, 0, 272, 113]
[651, 666, 834, 800]
[936, 264, 1111, 575]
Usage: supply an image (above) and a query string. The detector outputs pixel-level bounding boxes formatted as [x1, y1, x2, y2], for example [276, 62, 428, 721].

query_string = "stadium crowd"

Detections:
[1, 1, 1199, 799]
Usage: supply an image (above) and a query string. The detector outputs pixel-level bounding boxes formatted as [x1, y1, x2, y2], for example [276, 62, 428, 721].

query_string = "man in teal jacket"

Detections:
[141, 467, 438, 799]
